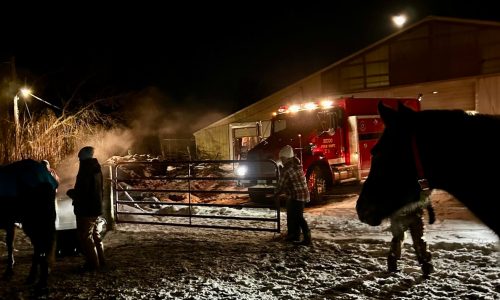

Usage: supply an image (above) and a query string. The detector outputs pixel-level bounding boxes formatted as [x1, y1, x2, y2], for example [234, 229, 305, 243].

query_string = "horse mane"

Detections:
[415, 109, 500, 233]
[416, 110, 500, 160]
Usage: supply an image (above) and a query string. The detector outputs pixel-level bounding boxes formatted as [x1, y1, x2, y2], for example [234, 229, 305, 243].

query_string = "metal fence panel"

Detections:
[111, 160, 280, 233]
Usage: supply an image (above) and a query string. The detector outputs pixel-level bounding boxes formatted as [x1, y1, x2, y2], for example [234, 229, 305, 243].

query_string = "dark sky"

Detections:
[2, 1, 500, 119]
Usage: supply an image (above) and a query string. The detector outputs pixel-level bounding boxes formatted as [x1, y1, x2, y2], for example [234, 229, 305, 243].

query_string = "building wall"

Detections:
[321, 19, 500, 95]
[193, 124, 229, 159]
[347, 77, 476, 110]
[477, 75, 500, 114]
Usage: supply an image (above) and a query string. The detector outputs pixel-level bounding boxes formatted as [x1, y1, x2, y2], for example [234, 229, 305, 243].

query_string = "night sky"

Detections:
[1, 2, 499, 129]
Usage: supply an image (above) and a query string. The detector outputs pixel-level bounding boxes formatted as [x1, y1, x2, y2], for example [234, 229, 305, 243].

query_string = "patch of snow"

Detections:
[1, 161, 498, 299]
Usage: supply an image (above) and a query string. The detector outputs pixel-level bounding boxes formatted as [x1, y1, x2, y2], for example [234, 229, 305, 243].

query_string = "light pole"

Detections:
[13, 88, 31, 137]
[13, 88, 30, 159]
[13, 92, 19, 159]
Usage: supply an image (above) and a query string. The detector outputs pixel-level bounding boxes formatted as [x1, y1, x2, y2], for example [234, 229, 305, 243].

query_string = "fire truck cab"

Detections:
[239, 97, 420, 202]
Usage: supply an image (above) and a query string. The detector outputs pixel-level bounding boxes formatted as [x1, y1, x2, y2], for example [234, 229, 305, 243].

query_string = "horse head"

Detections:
[356, 101, 422, 226]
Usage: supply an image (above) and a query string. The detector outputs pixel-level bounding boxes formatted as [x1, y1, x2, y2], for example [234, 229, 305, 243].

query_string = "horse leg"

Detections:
[36, 252, 49, 290]
[24, 228, 54, 290]
[38, 230, 56, 289]
[3, 224, 16, 279]
[28, 243, 51, 296]
[22, 222, 40, 285]
[26, 247, 39, 284]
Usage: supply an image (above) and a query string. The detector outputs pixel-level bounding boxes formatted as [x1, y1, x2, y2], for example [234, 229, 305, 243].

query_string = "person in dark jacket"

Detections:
[274, 145, 311, 245]
[387, 195, 435, 278]
[66, 146, 105, 271]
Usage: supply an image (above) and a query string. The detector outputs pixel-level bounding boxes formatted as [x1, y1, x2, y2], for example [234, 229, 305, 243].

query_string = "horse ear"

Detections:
[398, 101, 417, 115]
[397, 101, 418, 127]
[378, 101, 398, 127]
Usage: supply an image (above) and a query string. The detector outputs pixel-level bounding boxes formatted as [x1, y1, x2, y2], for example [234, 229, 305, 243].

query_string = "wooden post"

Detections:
[101, 164, 116, 230]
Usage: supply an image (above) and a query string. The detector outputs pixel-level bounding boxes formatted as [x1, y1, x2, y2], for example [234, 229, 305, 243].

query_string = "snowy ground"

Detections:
[0, 189, 499, 299]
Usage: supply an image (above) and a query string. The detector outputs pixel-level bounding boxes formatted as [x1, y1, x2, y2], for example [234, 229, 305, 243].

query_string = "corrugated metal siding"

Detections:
[194, 124, 229, 159]
[348, 77, 476, 111]
[477, 75, 500, 114]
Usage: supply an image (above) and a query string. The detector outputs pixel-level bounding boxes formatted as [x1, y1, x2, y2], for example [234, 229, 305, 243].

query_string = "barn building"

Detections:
[194, 16, 500, 160]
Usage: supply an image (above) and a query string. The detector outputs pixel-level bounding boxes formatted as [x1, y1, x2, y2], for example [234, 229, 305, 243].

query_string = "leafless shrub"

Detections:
[2, 100, 113, 166]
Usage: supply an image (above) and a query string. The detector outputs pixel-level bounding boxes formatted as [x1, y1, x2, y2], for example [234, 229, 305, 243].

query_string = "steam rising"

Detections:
[120, 87, 225, 154]
[55, 87, 226, 195]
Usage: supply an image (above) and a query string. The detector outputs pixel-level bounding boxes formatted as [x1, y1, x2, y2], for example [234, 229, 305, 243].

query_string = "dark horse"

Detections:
[0, 159, 58, 288]
[357, 102, 499, 236]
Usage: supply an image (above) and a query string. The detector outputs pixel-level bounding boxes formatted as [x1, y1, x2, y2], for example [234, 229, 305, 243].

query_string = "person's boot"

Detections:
[300, 230, 312, 246]
[387, 255, 399, 273]
[284, 235, 300, 242]
[81, 245, 100, 271]
[422, 262, 434, 279]
[96, 242, 106, 268]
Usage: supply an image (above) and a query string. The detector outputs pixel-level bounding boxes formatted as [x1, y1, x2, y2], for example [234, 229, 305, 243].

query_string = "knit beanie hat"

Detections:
[78, 146, 95, 160]
[279, 145, 294, 159]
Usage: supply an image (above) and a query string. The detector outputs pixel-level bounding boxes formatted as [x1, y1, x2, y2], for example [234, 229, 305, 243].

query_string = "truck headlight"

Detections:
[235, 165, 248, 176]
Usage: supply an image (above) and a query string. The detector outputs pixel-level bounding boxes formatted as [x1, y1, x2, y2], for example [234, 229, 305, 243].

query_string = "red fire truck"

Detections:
[238, 97, 420, 202]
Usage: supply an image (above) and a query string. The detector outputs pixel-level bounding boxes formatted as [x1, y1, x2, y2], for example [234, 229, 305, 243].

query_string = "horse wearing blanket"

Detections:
[0, 159, 58, 289]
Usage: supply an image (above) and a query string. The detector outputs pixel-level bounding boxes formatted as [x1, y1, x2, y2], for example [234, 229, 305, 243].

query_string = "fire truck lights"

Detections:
[320, 100, 333, 108]
[304, 102, 317, 110]
[277, 106, 288, 114]
[289, 104, 300, 113]
[275, 99, 336, 115]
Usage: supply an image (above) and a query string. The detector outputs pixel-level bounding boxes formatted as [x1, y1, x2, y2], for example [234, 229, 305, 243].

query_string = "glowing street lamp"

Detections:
[20, 87, 31, 98]
[21, 88, 61, 111]
[13, 87, 36, 135]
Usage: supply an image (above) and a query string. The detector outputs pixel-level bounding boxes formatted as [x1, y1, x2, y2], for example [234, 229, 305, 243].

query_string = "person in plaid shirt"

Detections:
[275, 145, 311, 245]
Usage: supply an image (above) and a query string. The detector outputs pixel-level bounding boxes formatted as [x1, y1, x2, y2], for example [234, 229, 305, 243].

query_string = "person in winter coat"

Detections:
[66, 146, 105, 271]
[387, 195, 435, 278]
[274, 145, 311, 245]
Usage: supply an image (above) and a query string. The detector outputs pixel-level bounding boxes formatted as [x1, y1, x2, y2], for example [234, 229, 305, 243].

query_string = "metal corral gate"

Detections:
[111, 160, 280, 232]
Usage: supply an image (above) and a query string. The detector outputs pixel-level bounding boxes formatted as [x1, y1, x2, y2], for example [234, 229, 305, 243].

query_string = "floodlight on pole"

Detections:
[13, 87, 62, 159]
[14, 87, 34, 135]
[14, 87, 62, 128]
[20, 87, 31, 98]
[392, 14, 407, 28]
[21, 88, 62, 111]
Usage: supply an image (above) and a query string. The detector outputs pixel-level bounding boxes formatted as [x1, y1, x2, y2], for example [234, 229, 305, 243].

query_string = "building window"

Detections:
[337, 46, 389, 92]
